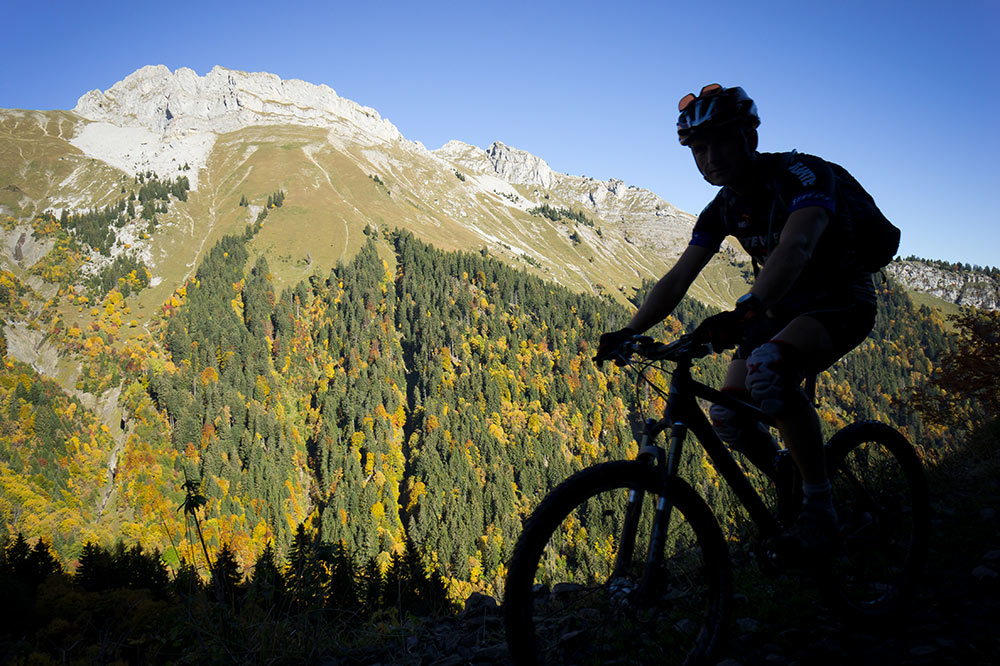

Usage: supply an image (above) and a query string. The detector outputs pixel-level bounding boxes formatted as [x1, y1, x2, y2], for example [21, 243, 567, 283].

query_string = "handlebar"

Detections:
[599, 333, 713, 367]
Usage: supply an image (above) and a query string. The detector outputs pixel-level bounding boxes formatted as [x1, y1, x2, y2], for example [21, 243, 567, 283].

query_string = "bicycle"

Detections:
[503, 333, 930, 665]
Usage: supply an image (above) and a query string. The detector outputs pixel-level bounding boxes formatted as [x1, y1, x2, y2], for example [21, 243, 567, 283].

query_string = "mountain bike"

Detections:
[503, 333, 930, 665]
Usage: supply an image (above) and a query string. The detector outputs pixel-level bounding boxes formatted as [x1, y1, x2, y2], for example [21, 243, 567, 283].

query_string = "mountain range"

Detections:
[2, 65, 727, 314]
[5, 65, 995, 322]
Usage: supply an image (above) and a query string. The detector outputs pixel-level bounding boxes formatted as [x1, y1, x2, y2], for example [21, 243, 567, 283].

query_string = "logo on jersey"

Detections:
[790, 192, 835, 210]
[739, 232, 782, 253]
[788, 162, 817, 187]
[738, 213, 751, 229]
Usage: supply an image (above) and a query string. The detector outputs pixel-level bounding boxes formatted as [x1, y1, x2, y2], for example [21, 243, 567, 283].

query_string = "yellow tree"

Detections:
[912, 309, 1000, 430]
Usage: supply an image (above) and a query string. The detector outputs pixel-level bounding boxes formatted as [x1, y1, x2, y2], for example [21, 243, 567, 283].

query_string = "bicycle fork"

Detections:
[611, 419, 686, 597]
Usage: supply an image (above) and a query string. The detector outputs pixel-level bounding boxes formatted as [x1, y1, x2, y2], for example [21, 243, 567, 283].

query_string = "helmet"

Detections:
[677, 84, 760, 145]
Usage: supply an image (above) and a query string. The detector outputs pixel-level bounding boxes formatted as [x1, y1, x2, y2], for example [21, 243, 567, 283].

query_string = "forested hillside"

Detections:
[1, 210, 960, 598]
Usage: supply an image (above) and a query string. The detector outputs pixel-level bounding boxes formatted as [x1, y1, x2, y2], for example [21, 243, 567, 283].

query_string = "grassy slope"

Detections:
[0, 111, 681, 316]
[10, 112, 964, 328]
[0, 111, 123, 218]
[908, 290, 962, 331]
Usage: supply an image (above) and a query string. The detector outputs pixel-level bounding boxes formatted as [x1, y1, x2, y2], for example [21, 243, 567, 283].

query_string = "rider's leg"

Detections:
[722, 357, 747, 389]
[711, 360, 781, 475]
[745, 316, 835, 517]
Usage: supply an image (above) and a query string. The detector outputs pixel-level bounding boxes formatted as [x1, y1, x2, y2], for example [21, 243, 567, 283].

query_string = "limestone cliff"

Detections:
[887, 260, 1000, 311]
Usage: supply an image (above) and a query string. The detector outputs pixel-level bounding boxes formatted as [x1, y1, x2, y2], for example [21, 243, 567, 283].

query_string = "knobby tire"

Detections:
[504, 461, 732, 666]
[820, 420, 931, 623]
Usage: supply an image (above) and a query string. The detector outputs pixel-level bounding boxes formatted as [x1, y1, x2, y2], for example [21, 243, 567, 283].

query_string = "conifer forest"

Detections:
[0, 205, 991, 663]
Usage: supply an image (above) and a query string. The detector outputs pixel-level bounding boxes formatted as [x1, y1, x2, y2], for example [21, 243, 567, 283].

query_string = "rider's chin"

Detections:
[703, 168, 730, 186]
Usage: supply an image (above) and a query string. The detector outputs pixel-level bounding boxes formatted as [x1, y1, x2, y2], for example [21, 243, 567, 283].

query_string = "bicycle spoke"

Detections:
[505, 462, 730, 666]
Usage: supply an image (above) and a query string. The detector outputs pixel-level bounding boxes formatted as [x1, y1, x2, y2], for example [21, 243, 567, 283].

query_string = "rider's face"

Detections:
[688, 130, 754, 188]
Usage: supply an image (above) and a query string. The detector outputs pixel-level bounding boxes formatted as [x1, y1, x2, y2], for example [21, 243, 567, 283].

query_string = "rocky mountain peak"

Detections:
[74, 65, 402, 141]
[69, 65, 406, 188]
[485, 141, 554, 189]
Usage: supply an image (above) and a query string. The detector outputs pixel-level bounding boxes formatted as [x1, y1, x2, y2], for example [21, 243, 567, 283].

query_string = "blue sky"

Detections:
[3, 0, 997, 267]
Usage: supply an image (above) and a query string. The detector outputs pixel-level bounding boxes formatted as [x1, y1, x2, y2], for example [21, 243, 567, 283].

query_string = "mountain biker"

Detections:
[595, 84, 880, 555]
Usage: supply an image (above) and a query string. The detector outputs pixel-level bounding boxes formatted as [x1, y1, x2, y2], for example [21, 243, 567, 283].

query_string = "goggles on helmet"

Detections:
[678, 83, 724, 114]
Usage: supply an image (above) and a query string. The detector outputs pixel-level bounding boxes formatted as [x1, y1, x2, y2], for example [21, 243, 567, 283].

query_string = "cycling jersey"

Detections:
[690, 151, 876, 315]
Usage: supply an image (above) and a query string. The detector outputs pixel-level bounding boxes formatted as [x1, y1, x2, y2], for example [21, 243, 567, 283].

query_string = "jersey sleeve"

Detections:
[781, 153, 837, 214]
[689, 196, 725, 253]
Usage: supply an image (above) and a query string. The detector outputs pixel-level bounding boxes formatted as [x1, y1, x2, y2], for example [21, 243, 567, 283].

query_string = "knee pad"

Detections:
[709, 403, 741, 444]
[745, 342, 805, 417]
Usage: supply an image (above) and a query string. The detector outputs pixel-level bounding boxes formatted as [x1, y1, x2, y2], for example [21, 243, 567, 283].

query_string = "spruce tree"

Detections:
[173, 558, 203, 597]
[248, 541, 283, 608]
[326, 540, 361, 617]
[211, 542, 244, 608]
[284, 524, 327, 610]
[361, 557, 382, 617]
[76, 541, 114, 591]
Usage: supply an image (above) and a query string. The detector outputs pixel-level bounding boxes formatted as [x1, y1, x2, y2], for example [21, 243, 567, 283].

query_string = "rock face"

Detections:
[887, 260, 1000, 311]
[435, 140, 697, 258]
[74, 65, 402, 141]
[485, 141, 554, 189]
[3, 224, 54, 269]
[70, 65, 406, 188]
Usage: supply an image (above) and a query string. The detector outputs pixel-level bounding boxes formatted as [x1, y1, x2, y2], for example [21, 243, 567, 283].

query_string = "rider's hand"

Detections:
[594, 327, 637, 365]
[693, 295, 763, 352]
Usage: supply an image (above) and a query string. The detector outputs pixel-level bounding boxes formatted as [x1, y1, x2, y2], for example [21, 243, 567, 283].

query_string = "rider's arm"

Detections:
[627, 243, 715, 333]
[749, 206, 829, 308]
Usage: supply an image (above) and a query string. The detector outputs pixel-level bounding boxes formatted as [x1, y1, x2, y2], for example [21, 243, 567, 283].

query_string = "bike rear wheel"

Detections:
[821, 421, 930, 621]
[504, 461, 731, 665]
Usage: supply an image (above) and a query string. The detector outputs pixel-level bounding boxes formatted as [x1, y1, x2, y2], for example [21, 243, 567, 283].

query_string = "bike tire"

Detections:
[504, 460, 732, 666]
[820, 421, 931, 622]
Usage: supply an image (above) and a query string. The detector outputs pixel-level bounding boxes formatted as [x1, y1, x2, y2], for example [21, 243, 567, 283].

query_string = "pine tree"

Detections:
[0, 533, 31, 581]
[173, 558, 203, 597]
[211, 542, 244, 608]
[326, 540, 361, 618]
[284, 523, 327, 610]
[247, 541, 283, 607]
[75, 541, 114, 591]
[108, 543, 170, 597]
[361, 556, 382, 617]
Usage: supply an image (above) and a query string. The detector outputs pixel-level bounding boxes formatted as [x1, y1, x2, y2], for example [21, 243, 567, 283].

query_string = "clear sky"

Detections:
[3, 0, 997, 268]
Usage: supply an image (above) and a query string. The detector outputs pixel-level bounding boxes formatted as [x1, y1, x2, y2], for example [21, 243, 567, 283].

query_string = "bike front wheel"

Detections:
[821, 421, 931, 622]
[504, 461, 731, 666]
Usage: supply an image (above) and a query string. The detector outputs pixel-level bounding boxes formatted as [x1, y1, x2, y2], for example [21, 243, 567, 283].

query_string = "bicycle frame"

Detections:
[662, 356, 782, 535]
[618, 353, 784, 583]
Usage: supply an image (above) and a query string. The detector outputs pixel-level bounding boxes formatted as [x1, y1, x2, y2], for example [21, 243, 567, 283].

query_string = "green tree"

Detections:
[247, 541, 283, 607]
[326, 540, 361, 616]
[284, 523, 327, 610]
[211, 542, 244, 607]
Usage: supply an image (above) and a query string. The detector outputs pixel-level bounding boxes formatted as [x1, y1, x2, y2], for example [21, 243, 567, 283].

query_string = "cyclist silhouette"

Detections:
[596, 84, 882, 555]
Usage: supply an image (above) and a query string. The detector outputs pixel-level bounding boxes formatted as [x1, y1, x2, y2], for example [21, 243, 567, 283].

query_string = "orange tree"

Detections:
[912, 308, 1000, 431]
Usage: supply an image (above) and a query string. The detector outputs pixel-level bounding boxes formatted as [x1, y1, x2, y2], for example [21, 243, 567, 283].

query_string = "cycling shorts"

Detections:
[735, 299, 876, 374]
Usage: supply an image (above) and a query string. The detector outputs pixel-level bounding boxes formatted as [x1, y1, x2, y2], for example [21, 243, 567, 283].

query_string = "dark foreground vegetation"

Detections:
[0, 523, 457, 664]
[2, 418, 997, 665]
